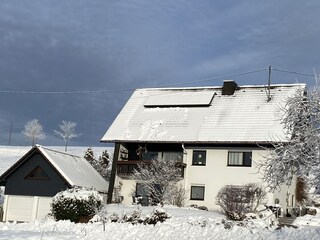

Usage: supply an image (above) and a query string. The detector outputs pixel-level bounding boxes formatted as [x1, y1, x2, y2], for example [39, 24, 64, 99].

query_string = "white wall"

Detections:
[116, 147, 296, 212]
[183, 148, 281, 210]
[115, 176, 136, 205]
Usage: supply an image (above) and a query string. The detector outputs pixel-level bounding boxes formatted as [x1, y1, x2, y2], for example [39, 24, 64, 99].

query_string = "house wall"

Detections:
[183, 147, 293, 211]
[4, 153, 68, 197]
[115, 177, 136, 205]
[115, 146, 296, 213]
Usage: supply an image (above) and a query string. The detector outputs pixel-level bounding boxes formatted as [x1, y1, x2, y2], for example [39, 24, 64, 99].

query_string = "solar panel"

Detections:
[144, 91, 215, 107]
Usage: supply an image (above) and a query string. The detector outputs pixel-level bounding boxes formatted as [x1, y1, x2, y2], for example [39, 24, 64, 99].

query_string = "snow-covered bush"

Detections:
[121, 210, 143, 224]
[216, 184, 267, 221]
[103, 208, 170, 225]
[51, 188, 103, 223]
[144, 209, 170, 225]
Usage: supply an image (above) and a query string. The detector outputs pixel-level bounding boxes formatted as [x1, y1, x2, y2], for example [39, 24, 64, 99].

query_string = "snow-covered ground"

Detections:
[0, 205, 320, 240]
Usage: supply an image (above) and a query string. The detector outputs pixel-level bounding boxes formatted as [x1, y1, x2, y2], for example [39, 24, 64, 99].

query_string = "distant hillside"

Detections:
[0, 145, 113, 175]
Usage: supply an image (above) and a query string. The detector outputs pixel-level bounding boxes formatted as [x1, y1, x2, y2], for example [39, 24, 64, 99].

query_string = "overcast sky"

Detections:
[0, 0, 319, 146]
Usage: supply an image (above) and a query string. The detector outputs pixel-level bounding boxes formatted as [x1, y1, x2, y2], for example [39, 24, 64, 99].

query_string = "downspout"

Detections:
[182, 143, 187, 154]
[181, 143, 187, 189]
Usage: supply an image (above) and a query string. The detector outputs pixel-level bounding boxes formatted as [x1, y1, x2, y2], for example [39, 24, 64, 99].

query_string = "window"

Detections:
[228, 151, 252, 167]
[136, 183, 149, 197]
[190, 186, 205, 200]
[25, 166, 50, 180]
[162, 152, 183, 161]
[192, 150, 206, 165]
[142, 151, 159, 161]
[135, 183, 149, 206]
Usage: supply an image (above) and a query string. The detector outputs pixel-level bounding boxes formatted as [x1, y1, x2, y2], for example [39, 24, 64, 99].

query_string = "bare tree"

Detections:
[261, 86, 320, 191]
[22, 119, 46, 146]
[54, 120, 81, 152]
[131, 157, 183, 206]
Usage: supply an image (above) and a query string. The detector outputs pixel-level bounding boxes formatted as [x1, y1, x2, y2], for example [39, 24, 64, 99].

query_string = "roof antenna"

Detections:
[267, 65, 272, 102]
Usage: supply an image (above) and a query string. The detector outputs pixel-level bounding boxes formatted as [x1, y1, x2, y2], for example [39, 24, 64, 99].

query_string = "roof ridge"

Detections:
[36, 145, 82, 158]
[136, 83, 306, 91]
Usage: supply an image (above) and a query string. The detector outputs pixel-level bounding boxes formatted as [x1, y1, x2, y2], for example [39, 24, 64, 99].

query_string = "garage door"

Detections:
[3, 195, 52, 222]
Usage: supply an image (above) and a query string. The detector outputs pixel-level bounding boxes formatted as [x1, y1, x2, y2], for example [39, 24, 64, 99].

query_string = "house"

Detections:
[101, 80, 305, 211]
[0, 145, 108, 222]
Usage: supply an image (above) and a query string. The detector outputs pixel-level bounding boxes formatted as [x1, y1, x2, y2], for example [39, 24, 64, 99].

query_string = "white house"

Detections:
[0, 145, 108, 222]
[101, 80, 305, 212]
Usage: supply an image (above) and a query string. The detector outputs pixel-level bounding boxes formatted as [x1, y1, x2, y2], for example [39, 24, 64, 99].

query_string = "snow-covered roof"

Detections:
[0, 145, 109, 193]
[101, 82, 306, 144]
[36, 145, 108, 192]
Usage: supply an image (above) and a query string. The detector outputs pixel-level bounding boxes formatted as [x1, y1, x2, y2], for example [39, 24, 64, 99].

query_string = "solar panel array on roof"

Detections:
[144, 91, 215, 107]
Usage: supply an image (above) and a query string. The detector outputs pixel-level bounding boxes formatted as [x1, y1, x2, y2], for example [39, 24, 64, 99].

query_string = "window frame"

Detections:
[227, 151, 252, 167]
[24, 166, 50, 180]
[190, 186, 205, 201]
[192, 150, 207, 166]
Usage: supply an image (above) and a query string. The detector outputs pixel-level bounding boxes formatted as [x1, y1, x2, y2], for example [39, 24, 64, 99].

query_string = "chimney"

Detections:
[222, 80, 238, 95]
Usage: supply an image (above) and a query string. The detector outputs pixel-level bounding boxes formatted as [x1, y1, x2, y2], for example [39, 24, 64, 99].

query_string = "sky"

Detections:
[0, 0, 319, 146]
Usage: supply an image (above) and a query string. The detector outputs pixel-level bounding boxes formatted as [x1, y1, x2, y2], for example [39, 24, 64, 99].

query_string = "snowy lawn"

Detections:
[1, 205, 320, 240]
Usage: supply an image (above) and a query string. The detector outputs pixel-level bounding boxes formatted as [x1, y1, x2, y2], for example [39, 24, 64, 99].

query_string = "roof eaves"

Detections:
[0, 145, 37, 184]
[100, 139, 289, 145]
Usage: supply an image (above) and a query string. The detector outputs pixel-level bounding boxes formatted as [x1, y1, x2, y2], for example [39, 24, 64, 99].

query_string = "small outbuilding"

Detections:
[0, 145, 108, 222]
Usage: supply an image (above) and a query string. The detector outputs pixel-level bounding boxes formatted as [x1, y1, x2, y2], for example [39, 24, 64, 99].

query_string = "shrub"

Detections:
[216, 183, 266, 221]
[107, 208, 170, 225]
[144, 209, 170, 225]
[51, 188, 103, 223]
[121, 210, 143, 224]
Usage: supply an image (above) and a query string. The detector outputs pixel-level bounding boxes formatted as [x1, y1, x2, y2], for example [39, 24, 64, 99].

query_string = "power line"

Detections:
[163, 68, 268, 87]
[272, 68, 320, 78]
[0, 68, 268, 95]
[0, 67, 317, 95]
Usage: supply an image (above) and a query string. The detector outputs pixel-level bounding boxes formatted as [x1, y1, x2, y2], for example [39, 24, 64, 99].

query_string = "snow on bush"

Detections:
[91, 207, 171, 225]
[51, 187, 103, 223]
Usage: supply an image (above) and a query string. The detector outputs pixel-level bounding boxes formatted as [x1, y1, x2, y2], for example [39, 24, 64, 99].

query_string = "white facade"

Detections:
[115, 147, 295, 211]
[183, 148, 273, 210]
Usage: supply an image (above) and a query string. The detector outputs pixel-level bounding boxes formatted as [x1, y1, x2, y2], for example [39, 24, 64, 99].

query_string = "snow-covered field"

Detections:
[0, 205, 320, 240]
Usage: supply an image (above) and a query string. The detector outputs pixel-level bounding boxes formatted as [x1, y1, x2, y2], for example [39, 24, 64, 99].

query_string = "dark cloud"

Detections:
[0, 0, 319, 146]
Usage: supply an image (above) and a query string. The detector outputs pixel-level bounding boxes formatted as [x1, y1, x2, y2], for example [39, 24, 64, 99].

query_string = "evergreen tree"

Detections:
[84, 148, 110, 181]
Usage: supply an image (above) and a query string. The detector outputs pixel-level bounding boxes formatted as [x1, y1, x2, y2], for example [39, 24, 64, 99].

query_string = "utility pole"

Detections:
[8, 123, 12, 145]
[267, 65, 272, 102]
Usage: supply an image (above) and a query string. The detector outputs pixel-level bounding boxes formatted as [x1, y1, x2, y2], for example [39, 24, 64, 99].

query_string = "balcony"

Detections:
[116, 160, 186, 178]
[117, 160, 151, 176]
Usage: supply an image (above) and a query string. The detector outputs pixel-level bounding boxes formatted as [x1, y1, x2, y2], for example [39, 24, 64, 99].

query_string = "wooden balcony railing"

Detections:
[116, 160, 186, 176]
[117, 160, 151, 176]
